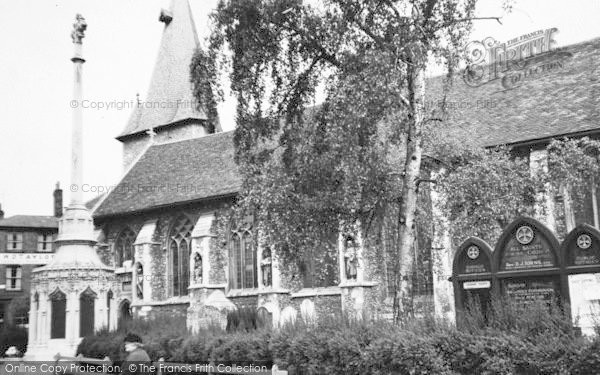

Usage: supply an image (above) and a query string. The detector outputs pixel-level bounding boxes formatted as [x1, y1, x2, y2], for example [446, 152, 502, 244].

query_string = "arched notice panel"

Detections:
[562, 224, 600, 270]
[562, 225, 600, 335]
[453, 237, 493, 276]
[452, 237, 494, 317]
[495, 217, 560, 272]
[493, 217, 564, 307]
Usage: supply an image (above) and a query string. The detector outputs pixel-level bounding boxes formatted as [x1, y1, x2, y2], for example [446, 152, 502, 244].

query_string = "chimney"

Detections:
[0, 204, 4, 220]
[54, 182, 63, 217]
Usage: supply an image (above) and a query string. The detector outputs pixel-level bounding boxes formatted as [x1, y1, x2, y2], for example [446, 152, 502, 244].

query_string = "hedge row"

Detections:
[78, 316, 600, 374]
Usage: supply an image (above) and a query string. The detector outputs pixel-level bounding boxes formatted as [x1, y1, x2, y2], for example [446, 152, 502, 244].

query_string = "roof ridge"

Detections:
[150, 129, 234, 147]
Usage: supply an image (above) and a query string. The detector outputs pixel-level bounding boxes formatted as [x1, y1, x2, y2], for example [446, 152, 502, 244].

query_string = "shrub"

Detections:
[77, 308, 600, 374]
[77, 314, 188, 361]
[0, 325, 28, 356]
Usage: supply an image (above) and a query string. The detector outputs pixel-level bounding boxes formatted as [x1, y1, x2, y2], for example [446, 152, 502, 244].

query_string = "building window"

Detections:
[230, 230, 257, 289]
[106, 290, 113, 331]
[261, 247, 272, 287]
[37, 233, 54, 251]
[50, 289, 66, 339]
[79, 288, 96, 337]
[169, 215, 194, 297]
[7, 233, 23, 250]
[118, 300, 131, 330]
[6, 266, 22, 291]
[115, 227, 137, 267]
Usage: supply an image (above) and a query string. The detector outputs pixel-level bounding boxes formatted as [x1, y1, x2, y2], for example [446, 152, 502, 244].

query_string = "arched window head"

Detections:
[50, 289, 66, 339]
[193, 253, 203, 284]
[229, 225, 257, 289]
[135, 263, 144, 300]
[261, 247, 272, 287]
[118, 300, 131, 330]
[115, 227, 137, 267]
[169, 215, 194, 297]
[344, 235, 358, 280]
[106, 290, 113, 331]
[79, 287, 96, 337]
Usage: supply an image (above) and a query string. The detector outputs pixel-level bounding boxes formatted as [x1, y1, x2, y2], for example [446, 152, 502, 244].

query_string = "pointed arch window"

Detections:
[50, 289, 66, 339]
[106, 290, 113, 331]
[118, 300, 131, 330]
[115, 227, 137, 267]
[230, 227, 257, 289]
[80, 287, 96, 337]
[169, 215, 194, 296]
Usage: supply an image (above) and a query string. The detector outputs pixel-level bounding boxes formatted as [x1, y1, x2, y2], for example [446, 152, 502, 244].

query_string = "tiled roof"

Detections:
[427, 37, 600, 147]
[96, 38, 600, 218]
[117, 0, 209, 140]
[0, 215, 59, 229]
[85, 194, 104, 211]
[94, 131, 240, 217]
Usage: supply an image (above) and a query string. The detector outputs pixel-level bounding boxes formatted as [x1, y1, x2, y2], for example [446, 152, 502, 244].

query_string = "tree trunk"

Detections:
[394, 62, 425, 323]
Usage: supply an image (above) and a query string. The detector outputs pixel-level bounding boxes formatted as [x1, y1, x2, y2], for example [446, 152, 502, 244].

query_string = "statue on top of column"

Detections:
[71, 14, 87, 44]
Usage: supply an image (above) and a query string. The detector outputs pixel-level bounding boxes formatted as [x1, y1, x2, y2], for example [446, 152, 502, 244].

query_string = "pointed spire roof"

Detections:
[117, 0, 210, 140]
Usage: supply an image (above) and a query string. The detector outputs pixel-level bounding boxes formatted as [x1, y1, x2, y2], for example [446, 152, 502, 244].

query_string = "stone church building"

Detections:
[29, 0, 600, 339]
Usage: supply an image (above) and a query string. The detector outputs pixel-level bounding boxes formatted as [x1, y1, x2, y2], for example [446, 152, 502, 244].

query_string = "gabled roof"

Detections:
[117, 0, 210, 140]
[94, 131, 240, 218]
[427, 37, 600, 147]
[0, 215, 58, 229]
[96, 37, 600, 219]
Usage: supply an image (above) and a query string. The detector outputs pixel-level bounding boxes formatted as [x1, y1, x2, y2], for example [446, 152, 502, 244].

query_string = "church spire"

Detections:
[116, 0, 214, 141]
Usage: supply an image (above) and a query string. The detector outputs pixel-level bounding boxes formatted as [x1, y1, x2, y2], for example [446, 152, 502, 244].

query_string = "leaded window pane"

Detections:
[169, 215, 194, 296]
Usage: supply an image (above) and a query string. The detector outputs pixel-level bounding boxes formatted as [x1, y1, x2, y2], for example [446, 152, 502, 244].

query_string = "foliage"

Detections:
[428, 134, 600, 247]
[0, 325, 27, 357]
[430, 134, 541, 245]
[76, 310, 600, 374]
[190, 48, 220, 133]
[77, 313, 188, 361]
[547, 137, 600, 222]
[200, 0, 483, 320]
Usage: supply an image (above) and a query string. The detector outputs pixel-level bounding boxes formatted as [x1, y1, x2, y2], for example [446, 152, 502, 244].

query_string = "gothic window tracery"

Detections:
[230, 219, 257, 289]
[169, 215, 194, 296]
[115, 227, 137, 267]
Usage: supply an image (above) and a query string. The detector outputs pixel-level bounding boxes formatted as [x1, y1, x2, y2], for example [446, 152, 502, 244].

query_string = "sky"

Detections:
[0, 0, 599, 217]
